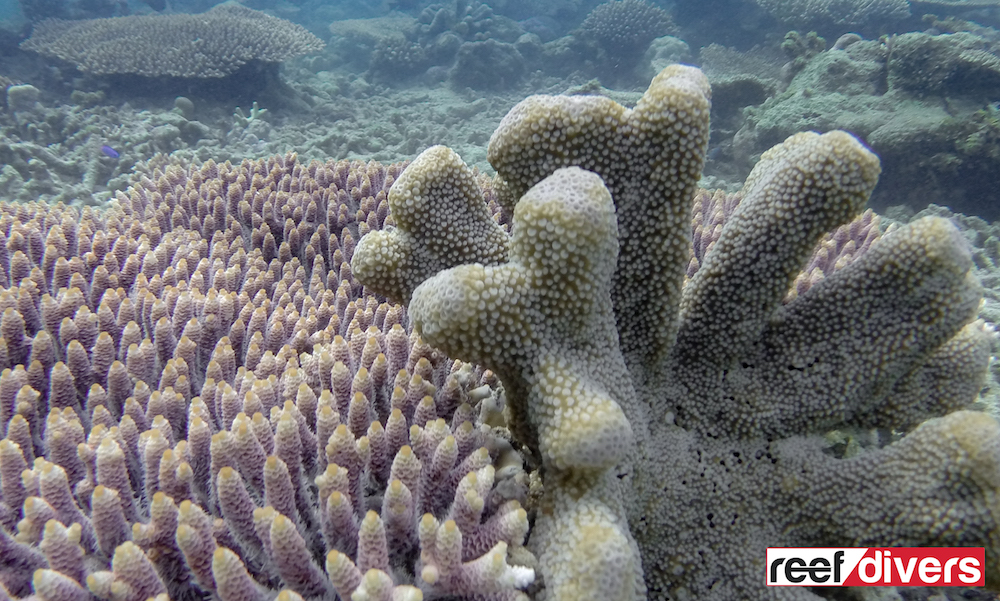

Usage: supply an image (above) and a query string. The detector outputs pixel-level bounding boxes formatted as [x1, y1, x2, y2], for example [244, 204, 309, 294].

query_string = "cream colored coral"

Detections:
[678, 131, 882, 370]
[354, 65, 997, 601]
[533, 472, 644, 601]
[408, 166, 643, 600]
[488, 64, 712, 378]
[410, 166, 632, 473]
[352, 146, 509, 304]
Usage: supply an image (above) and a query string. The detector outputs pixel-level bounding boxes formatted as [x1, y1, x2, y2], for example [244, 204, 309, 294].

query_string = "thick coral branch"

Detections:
[409, 167, 634, 473]
[406, 167, 644, 599]
[352, 145, 509, 304]
[675, 131, 880, 379]
[778, 410, 1000, 583]
[753, 217, 985, 433]
[488, 65, 712, 381]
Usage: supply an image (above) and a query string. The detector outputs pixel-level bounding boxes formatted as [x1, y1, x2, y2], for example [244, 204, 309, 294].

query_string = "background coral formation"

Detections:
[754, 0, 911, 30]
[20, 5, 324, 78]
[730, 28, 1000, 219]
[577, 0, 674, 57]
[0, 153, 537, 601]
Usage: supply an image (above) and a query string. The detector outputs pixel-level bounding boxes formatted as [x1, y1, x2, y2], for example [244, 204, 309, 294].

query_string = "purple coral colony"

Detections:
[1, 0, 1000, 600]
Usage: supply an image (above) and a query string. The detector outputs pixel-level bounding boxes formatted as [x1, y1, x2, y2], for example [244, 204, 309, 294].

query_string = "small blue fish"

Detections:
[101, 145, 120, 159]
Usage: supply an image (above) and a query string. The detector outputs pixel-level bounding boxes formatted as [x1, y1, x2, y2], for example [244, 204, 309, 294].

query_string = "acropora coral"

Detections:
[0, 154, 536, 601]
[353, 64, 999, 600]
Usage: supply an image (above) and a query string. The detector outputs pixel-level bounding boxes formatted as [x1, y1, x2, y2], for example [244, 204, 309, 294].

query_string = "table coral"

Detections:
[0, 155, 535, 601]
[353, 64, 999, 600]
[20, 5, 324, 78]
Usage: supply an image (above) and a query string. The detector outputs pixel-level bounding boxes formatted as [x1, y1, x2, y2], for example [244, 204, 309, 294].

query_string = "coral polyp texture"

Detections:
[352, 64, 999, 600]
[688, 189, 897, 301]
[0, 154, 537, 601]
[20, 5, 324, 78]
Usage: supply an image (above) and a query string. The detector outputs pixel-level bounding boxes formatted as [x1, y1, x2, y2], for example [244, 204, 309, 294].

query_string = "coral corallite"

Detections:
[353, 65, 1000, 600]
[0, 154, 536, 601]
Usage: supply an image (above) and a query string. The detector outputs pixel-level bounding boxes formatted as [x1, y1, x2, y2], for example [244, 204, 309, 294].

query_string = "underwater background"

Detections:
[3, 0, 1000, 223]
[2, 0, 1000, 600]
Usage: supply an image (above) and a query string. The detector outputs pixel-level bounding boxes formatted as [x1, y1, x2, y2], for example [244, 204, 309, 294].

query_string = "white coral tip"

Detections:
[504, 565, 535, 589]
[420, 565, 440, 585]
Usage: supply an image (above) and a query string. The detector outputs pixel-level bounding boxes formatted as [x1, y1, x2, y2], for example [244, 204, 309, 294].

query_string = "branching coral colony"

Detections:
[0, 159, 536, 599]
[352, 65, 1000, 600]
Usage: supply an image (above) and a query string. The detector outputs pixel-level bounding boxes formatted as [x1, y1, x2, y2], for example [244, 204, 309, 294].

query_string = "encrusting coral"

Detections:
[353, 64, 1000, 600]
[0, 154, 537, 601]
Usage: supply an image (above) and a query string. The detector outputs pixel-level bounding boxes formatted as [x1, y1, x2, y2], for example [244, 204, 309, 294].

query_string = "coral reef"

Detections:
[413, 0, 523, 47]
[328, 16, 420, 75]
[780, 30, 826, 77]
[0, 95, 216, 207]
[0, 62, 558, 208]
[637, 36, 691, 84]
[17, 0, 127, 23]
[696, 43, 784, 124]
[0, 154, 536, 601]
[887, 31, 1000, 95]
[335, 0, 526, 86]
[450, 40, 526, 91]
[369, 37, 431, 83]
[4, 85, 40, 112]
[0, 77, 19, 109]
[353, 65, 998, 600]
[327, 0, 681, 88]
[20, 5, 324, 78]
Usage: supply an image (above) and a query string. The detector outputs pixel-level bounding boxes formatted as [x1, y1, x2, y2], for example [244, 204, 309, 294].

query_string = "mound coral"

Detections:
[578, 0, 674, 58]
[0, 155, 536, 601]
[353, 64, 999, 600]
[20, 5, 324, 78]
